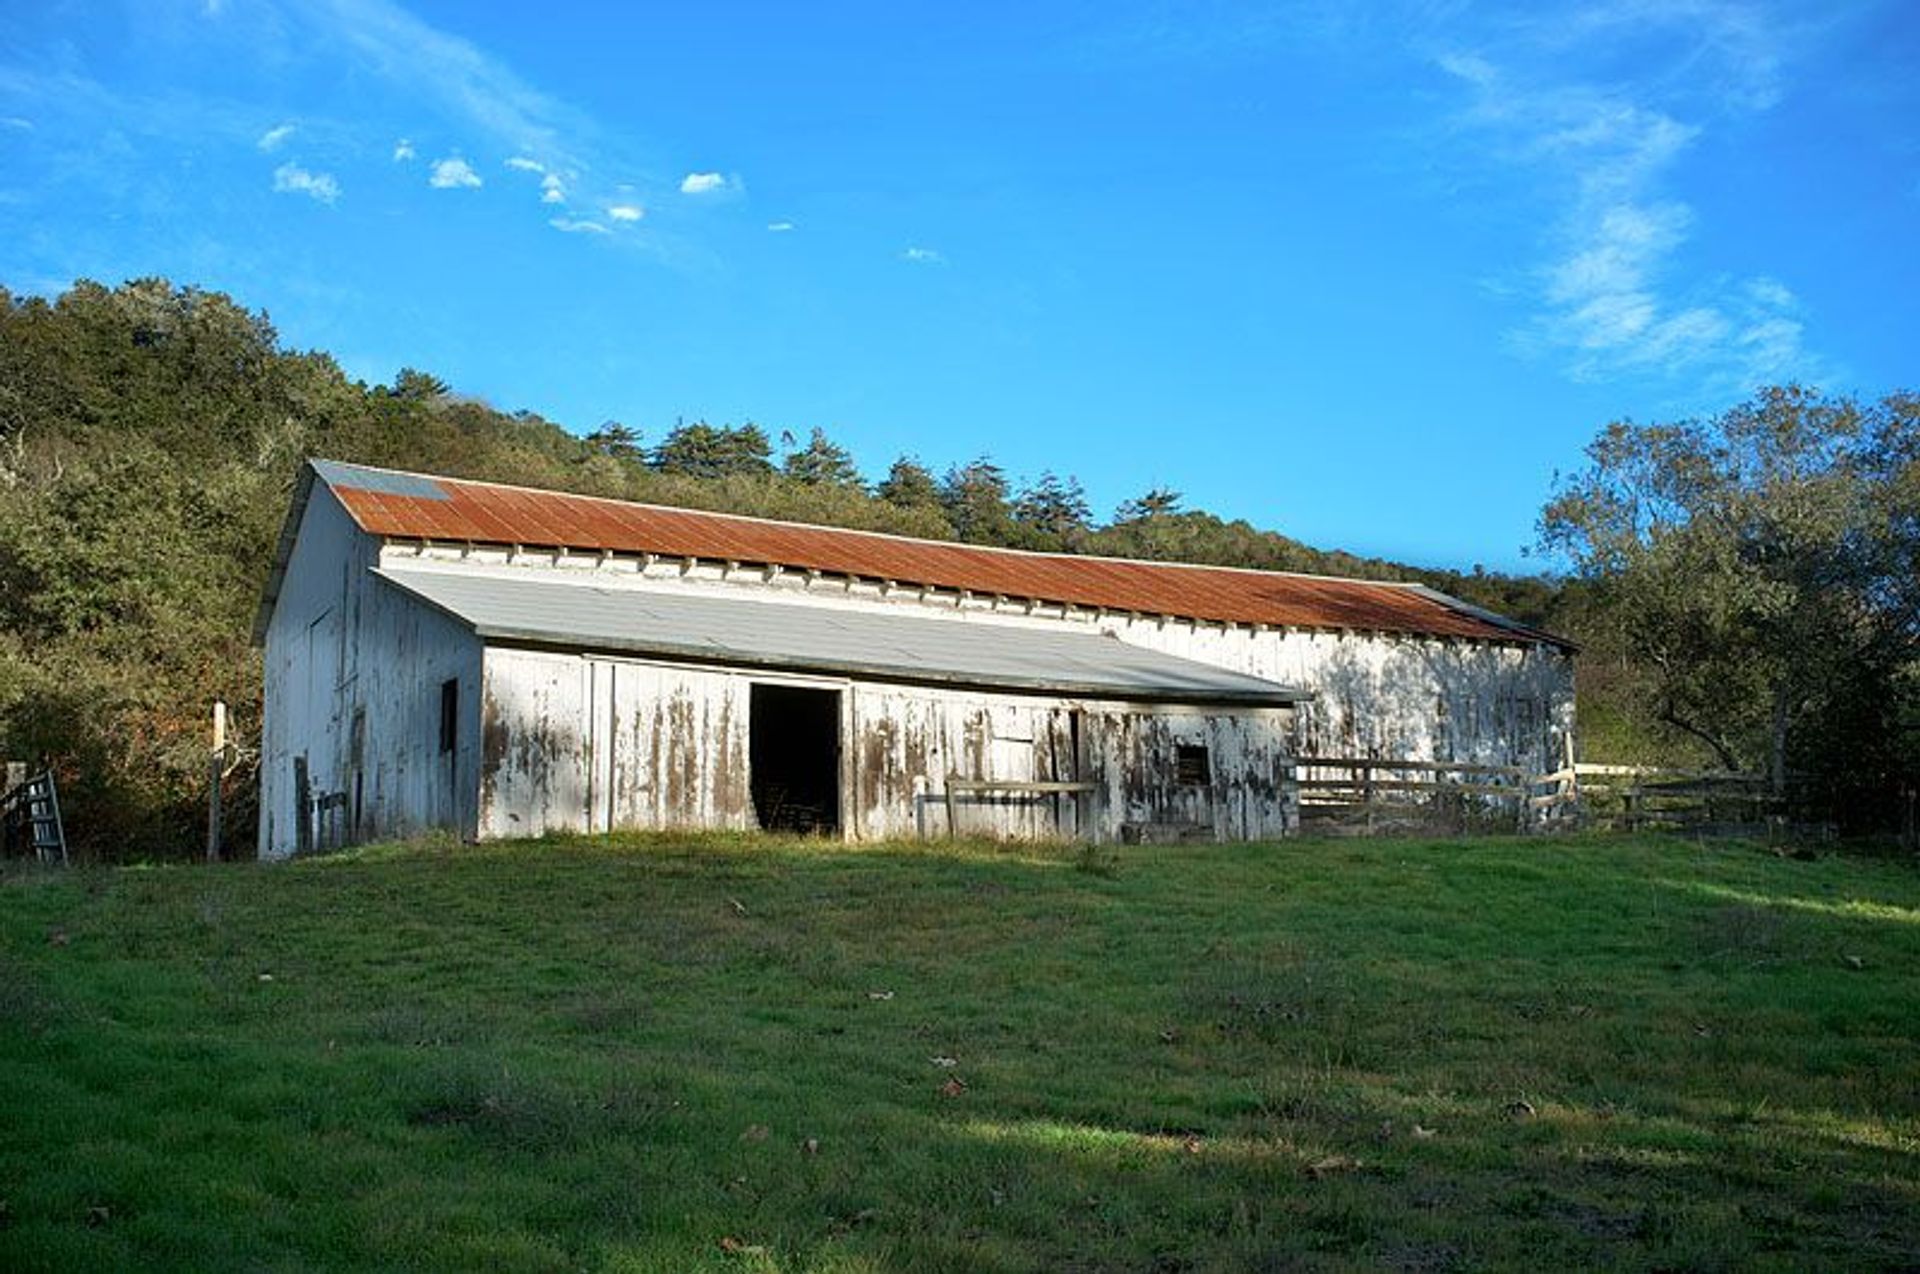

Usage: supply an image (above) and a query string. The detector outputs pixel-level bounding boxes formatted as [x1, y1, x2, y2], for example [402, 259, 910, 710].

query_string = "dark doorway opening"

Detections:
[750, 684, 841, 834]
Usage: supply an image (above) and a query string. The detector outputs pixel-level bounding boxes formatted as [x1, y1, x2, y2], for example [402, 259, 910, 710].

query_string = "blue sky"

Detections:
[2, 1, 1915, 571]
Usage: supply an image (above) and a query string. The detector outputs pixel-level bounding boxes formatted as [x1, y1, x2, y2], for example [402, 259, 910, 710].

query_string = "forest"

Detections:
[1, 279, 1914, 857]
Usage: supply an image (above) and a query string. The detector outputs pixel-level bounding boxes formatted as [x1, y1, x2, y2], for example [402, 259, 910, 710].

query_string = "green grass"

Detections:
[2, 832, 1918, 1272]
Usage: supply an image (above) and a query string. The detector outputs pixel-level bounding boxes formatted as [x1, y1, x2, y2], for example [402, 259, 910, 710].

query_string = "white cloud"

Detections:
[607, 203, 643, 222]
[271, 162, 339, 203]
[1437, 12, 1823, 390]
[256, 122, 295, 151]
[679, 171, 727, 195]
[901, 246, 945, 265]
[392, 137, 415, 161]
[1, 116, 34, 130]
[549, 216, 608, 235]
[505, 156, 544, 173]
[253, 0, 709, 260]
[767, 220, 795, 232]
[428, 156, 482, 189]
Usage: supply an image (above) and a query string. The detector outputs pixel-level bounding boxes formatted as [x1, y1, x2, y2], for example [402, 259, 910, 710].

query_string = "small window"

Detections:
[439, 679, 458, 754]
[1176, 743, 1211, 787]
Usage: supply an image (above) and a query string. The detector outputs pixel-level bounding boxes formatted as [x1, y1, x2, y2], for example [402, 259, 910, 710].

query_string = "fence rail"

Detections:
[1292, 756, 1540, 833]
[1291, 755, 1774, 835]
[1553, 764, 1776, 831]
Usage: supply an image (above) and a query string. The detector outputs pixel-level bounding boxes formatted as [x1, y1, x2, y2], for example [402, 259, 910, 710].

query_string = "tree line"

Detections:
[0, 279, 1911, 856]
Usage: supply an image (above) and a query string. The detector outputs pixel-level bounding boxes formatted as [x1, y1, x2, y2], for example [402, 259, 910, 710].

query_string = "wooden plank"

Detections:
[294, 755, 312, 856]
[1294, 757, 1526, 778]
[207, 700, 227, 862]
[1298, 778, 1525, 797]
[1575, 763, 1764, 783]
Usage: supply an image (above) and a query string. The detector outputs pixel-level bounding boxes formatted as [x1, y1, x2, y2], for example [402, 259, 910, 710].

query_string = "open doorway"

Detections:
[750, 684, 841, 834]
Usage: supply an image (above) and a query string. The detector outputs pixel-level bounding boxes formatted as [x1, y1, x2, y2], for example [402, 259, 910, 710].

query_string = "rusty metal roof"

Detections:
[378, 565, 1308, 706]
[301, 460, 1571, 648]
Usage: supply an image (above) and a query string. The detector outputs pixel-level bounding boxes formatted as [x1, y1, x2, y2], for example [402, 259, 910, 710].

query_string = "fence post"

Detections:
[294, 755, 312, 857]
[206, 700, 227, 863]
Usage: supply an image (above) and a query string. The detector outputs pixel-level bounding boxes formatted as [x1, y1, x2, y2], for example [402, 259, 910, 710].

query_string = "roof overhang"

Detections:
[374, 565, 1311, 709]
[252, 462, 321, 646]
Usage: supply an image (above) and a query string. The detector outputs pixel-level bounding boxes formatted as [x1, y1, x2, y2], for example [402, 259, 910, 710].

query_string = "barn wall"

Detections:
[847, 683, 1294, 842]
[259, 491, 482, 859]
[474, 643, 1293, 843]
[1097, 620, 1575, 771]
[392, 546, 1574, 776]
[478, 647, 754, 839]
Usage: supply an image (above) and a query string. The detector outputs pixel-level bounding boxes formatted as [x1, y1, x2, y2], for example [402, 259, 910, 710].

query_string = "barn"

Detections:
[254, 460, 1574, 858]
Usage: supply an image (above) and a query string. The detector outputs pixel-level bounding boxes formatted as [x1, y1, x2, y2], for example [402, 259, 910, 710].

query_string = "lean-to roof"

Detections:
[378, 565, 1306, 707]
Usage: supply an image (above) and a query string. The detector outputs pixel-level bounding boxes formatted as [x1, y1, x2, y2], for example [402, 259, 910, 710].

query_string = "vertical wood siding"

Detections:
[259, 491, 482, 858]
[265, 541, 1566, 855]
[391, 550, 1572, 776]
[478, 649, 753, 840]
[473, 650, 1295, 843]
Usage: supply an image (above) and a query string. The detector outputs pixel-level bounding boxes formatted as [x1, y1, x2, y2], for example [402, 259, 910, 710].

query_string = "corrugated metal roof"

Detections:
[376, 566, 1309, 707]
[304, 459, 1571, 648]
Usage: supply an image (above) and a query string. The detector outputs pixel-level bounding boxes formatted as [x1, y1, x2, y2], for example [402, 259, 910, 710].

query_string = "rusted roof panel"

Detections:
[311, 460, 1570, 647]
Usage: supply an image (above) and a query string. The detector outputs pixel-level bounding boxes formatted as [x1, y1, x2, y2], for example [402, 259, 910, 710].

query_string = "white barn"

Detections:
[254, 461, 1574, 858]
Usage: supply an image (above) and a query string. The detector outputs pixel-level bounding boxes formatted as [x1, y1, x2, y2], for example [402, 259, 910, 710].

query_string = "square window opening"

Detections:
[1176, 743, 1211, 787]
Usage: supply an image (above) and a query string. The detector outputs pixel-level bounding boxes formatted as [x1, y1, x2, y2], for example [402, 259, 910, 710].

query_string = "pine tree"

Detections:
[783, 428, 863, 487]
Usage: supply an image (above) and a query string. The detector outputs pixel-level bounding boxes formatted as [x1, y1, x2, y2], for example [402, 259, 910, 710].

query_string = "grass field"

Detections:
[2, 832, 1917, 1272]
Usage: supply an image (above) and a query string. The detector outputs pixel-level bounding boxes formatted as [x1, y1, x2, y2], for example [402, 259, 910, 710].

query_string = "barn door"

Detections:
[1042, 708, 1084, 839]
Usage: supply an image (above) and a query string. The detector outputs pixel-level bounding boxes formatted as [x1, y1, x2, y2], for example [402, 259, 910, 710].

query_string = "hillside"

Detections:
[0, 279, 1571, 858]
[3, 833, 1916, 1270]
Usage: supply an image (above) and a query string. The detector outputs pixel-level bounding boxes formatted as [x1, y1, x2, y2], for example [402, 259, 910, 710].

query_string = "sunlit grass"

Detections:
[2, 831, 1918, 1271]
[1679, 878, 1920, 925]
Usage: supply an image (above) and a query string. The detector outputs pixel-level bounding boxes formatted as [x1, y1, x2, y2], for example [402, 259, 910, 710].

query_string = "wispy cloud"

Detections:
[607, 203, 643, 222]
[901, 246, 945, 265]
[391, 137, 415, 161]
[428, 155, 481, 189]
[256, 122, 295, 151]
[243, 0, 701, 258]
[548, 216, 608, 235]
[1435, 5, 1824, 391]
[312, 0, 583, 162]
[767, 220, 795, 232]
[271, 161, 339, 203]
[679, 171, 728, 195]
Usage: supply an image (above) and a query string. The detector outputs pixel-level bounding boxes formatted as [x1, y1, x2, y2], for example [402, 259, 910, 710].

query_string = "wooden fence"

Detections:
[1537, 763, 1777, 832]
[1293, 756, 1543, 833]
[1293, 755, 1775, 835]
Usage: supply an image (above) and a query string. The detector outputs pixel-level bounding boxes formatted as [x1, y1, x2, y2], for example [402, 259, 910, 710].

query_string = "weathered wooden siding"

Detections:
[471, 648, 1294, 843]
[259, 491, 482, 858]
[1098, 620, 1575, 771]
[393, 544, 1570, 778]
[846, 684, 1294, 842]
[395, 550, 1571, 775]
[478, 648, 753, 839]
[262, 543, 1568, 853]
